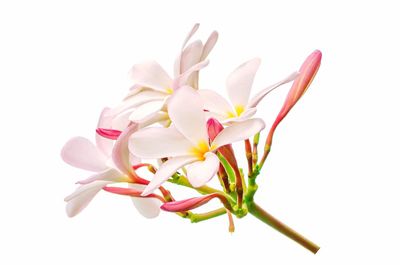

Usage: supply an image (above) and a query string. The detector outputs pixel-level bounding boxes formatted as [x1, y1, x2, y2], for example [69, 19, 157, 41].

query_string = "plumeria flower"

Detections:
[61, 24, 322, 253]
[129, 86, 265, 196]
[108, 24, 218, 130]
[61, 112, 161, 218]
[199, 58, 298, 123]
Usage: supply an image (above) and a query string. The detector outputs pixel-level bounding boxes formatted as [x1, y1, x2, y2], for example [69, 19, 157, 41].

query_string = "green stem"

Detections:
[252, 132, 260, 168]
[189, 208, 227, 223]
[248, 202, 320, 254]
[168, 174, 221, 195]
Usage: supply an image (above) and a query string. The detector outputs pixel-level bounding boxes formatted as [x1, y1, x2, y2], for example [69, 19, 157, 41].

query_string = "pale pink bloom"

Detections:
[173, 23, 218, 89]
[109, 24, 218, 129]
[61, 112, 161, 218]
[129, 86, 265, 196]
[199, 58, 298, 123]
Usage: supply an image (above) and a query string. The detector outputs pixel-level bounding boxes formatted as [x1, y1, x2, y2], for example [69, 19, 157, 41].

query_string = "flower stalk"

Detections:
[247, 202, 320, 254]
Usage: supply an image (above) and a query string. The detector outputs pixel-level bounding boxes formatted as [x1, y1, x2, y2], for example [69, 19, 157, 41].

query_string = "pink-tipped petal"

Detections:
[212, 119, 265, 149]
[201, 31, 218, 60]
[76, 168, 125, 185]
[65, 181, 112, 217]
[129, 61, 172, 92]
[112, 123, 139, 175]
[226, 58, 261, 109]
[187, 152, 220, 187]
[96, 128, 122, 140]
[129, 127, 193, 159]
[129, 184, 161, 218]
[199, 89, 234, 118]
[168, 86, 208, 145]
[248, 71, 299, 108]
[61, 137, 107, 172]
[141, 156, 198, 196]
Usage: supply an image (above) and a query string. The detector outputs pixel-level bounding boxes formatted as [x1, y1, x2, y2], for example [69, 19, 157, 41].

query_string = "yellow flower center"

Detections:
[235, 105, 245, 116]
[189, 140, 210, 160]
[226, 105, 245, 118]
[165, 88, 174, 94]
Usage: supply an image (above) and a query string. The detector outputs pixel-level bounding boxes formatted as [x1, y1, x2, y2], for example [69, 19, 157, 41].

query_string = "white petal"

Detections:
[168, 86, 208, 145]
[65, 181, 112, 217]
[212, 118, 265, 148]
[141, 156, 198, 196]
[174, 60, 209, 89]
[112, 123, 138, 175]
[111, 110, 132, 131]
[129, 184, 161, 218]
[96, 108, 114, 157]
[201, 31, 218, 60]
[248, 71, 299, 108]
[226, 58, 261, 109]
[129, 61, 172, 92]
[181, 23, 200, 51]
[187, 152, 220, 187]
[76, 168, 124, 185]
[122, 85, 143, 100]
[129, 127, 193, 159]
[174, 24, 201, 76]
[109, 90, 167, 117]
[61, 137, 107, 172]
[198, 89, 234, 117]
[133, 111, 169, 129]
[128, 100, 165, 121]
[180, 40, 203, 74]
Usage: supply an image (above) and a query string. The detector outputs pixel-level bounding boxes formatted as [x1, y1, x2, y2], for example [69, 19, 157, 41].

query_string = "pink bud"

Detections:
[278, 50, 322, 122]
[266, 50, 322, 147]
[103, 186, 166, 202]
[207, 118, 224, 141]
[96, 128, 122, 140]
[161, 193, 232, 212]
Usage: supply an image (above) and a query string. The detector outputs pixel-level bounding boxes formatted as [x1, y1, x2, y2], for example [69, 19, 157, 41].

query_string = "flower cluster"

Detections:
[61, 24, 322, 253]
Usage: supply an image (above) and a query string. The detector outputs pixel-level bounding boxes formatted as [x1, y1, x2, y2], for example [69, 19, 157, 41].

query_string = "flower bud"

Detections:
[161, 193, 232, 212]
[207, 118, 224, 141]
[266, 50, 322, 148]
[277, 50, 322, 123]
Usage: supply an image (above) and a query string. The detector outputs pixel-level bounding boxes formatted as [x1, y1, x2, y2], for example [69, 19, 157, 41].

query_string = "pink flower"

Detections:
[129, 86, 265, 195]
[61, 110, 161, 218]
[199, 58, 298, 123]
[108, 24, 218, 130]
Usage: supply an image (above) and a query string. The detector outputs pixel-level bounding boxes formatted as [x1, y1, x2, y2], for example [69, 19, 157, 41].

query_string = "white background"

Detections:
[1, 0, 399, 264]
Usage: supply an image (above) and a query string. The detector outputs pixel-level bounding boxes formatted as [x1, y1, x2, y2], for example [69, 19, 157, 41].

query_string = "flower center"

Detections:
[235, 105, 245, 116]
[189, 140, 210, 160]
[226, 105, 245, 118]
[165, 88, 174, 94]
